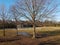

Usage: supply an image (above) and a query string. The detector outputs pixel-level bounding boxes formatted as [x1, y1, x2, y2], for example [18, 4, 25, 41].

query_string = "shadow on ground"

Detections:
[36, 30, 60, 38]
[0, 30, 60, 45]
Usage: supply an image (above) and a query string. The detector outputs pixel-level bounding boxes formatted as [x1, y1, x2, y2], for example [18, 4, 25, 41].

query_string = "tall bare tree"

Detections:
[14, 0, 59, 38]
[0, 5, 8, 36]
[10, 5, 22, 36]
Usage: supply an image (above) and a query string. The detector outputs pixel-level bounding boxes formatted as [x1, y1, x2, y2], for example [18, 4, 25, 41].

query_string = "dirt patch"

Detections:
[0, 35, 60, 45]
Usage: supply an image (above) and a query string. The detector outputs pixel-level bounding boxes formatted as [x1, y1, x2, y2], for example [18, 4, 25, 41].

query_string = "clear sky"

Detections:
[0, 0, 16, 9]
[0, 0, 60, 22]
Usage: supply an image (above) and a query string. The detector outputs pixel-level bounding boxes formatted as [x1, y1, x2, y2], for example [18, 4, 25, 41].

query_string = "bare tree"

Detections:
[0, 5, 8, 36]
[13, 0, 59, 38]
[9, 5, 22, 36]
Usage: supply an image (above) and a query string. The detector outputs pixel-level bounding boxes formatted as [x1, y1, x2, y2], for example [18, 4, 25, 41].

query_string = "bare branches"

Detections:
[10, 0, 60, 38]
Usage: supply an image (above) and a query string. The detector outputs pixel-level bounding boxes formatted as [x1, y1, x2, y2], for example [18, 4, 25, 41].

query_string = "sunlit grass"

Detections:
[0, 27, 60, 45]
[0, 27, 60, 37]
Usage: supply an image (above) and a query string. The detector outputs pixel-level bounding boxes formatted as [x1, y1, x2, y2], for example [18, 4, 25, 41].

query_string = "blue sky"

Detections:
[0, 0, 60, 21]
[0, 0, 16, 9]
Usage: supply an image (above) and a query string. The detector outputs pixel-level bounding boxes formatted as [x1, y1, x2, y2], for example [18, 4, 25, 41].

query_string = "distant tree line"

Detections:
[43, 20, 60, 27]
[0, 20, 60, 29]
[0, 20, 16, 29]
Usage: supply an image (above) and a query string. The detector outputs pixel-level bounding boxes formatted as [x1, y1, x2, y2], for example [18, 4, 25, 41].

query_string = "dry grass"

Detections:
[0, 27, 60, 36]
[18, 27, 60, 34]
[0, 27, 60, 45]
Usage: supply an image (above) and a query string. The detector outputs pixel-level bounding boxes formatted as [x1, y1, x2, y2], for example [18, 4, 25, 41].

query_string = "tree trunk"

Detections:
[15, 20, 18, 36]
[16, 25, 18, 36]
[3, 20, 5, 36]
[32, 22, 36, 38]
[3, 27, 5, 36]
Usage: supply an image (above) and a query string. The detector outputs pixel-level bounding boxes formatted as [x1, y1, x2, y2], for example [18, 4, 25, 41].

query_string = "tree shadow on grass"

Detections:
[35, 30, 60, 45]
[0, 36, 21, 42]
[39, 40, 60, 45]
[39, 42, 60, 45]
[36, 30, 60, 38]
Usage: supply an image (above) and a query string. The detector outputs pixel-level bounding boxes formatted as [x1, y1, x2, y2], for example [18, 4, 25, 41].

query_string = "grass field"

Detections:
[0, 27, 60, 45]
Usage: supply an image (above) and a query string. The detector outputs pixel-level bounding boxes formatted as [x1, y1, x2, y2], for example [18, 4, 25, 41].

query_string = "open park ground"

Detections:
[0, 27, 60, 45]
